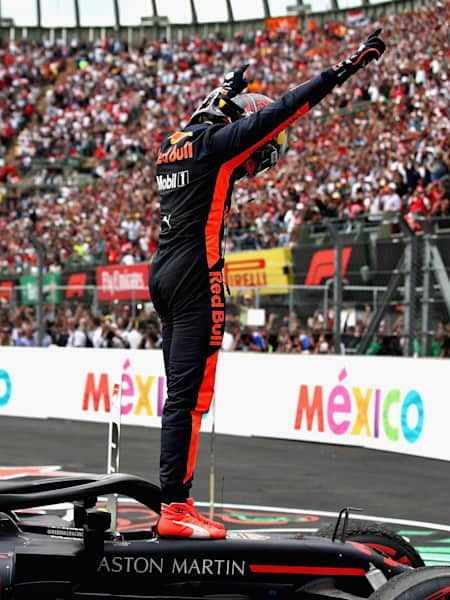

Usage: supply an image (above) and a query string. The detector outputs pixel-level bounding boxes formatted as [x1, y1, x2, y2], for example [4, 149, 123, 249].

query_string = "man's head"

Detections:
[188, 90, 288, 179]
[188, 88, 245, 126]
[233, 93, 289, 179]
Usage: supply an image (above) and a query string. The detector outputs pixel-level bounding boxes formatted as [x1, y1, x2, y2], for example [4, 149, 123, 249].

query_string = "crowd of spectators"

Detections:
[1, 296, 449, 357]
[0, 1, 448, 274]
[0, 1, 449, 355]
[0, 40, 67, 166]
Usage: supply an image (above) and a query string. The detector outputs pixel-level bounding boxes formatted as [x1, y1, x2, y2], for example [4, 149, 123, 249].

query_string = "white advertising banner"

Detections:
[0, 347, 166, 426]
[0, 348, 448, 462]
[0, 347, 49, 419]
[214, 353, 450, 461]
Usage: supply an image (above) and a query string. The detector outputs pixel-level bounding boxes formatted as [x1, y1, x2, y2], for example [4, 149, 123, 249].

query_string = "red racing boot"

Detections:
[157, 498, 226, 539]
[186, 498, 225, 529]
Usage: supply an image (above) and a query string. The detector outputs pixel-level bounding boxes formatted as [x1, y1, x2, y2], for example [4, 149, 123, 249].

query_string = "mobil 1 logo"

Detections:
[156, 170, 190, 194]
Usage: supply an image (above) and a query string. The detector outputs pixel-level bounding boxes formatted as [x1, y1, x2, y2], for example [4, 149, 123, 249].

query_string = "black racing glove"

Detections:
[332, 29, 386, 86]
[221, 63, 249, 98]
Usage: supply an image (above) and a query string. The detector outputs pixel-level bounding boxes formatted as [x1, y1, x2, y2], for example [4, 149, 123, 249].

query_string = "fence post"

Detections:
[326, 222, 343, 354]
[92, 285, 99, 315]
[421, 229, 432, 357]
[398, 216, 418, 357]
[28, 231, 45, 347]
[288, 285, 294, 330]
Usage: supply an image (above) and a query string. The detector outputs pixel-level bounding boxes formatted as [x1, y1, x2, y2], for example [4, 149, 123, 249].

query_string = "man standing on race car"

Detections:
[149, 30, 386, 539]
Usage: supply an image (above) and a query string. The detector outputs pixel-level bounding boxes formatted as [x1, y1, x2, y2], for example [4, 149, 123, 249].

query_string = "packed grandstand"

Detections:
[0, 1, 448, 355]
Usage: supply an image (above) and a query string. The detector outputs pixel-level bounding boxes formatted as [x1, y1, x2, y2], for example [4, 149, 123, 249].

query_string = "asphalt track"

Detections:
[0, 415, 449, 525]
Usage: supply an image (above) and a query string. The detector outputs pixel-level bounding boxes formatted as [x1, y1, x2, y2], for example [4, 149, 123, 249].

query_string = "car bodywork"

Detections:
[0, 472, 438, 599]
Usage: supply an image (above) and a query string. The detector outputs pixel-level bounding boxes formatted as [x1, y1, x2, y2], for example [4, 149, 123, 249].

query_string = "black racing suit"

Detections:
[149, 68, 338, 504]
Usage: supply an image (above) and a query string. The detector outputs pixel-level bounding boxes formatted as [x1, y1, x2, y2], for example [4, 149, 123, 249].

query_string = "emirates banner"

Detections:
[0, 281, 13, 301]
[96, 263, 151, 302]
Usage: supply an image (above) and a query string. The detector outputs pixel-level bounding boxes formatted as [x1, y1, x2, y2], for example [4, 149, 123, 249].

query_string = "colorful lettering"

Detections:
[351, 387, 372, 437]
[0, 369, 12, 407]
[133, 376, 155, 416]
[82, 363, 165, 418]
[82, 373, 110, 412]
[383, 389, 400, 442]
[294, 369, 425, 444]
[401, 390, 424, 443]
[327, 382, 351, 436]
[156, 141, 193, 165]
[209, 271, 224, 346]
[294, 385, 324, 431]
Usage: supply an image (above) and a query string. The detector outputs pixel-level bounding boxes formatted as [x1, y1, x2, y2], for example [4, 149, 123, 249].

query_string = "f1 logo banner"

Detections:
[64, 272, 88, 299]
[293, 239, 406, 287]
[293, 245, 362, 286]
[304, 248, 352, 285]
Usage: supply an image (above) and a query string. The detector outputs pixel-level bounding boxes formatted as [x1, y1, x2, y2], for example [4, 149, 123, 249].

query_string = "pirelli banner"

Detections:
[224, 248, 294, 295]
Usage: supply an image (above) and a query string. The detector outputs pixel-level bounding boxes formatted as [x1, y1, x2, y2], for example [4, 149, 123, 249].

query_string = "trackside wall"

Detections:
[0, 347, 448, 461]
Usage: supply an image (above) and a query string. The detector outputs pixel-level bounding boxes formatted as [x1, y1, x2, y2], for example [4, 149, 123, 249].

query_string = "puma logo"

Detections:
[161, 214, 172, 230]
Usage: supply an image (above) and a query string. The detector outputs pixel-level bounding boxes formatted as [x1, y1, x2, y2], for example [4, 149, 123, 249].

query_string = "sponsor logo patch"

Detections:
[156, 170, 190, 193]
[156, 142, 193, 165]
[209, 271, 224, 346]
[169, 131, 193, 145]
[97, 556, 245, 576]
